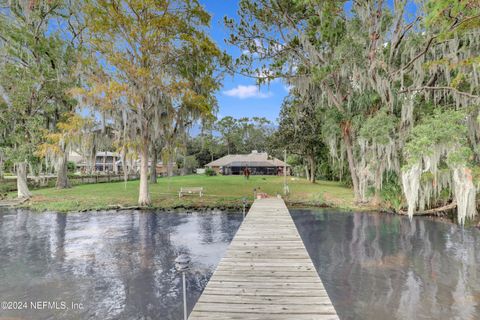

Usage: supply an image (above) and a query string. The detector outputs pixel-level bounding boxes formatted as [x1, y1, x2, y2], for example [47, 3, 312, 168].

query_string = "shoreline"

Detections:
[6, 195, 372, 213]
[3, 175, 478, 227]
[12, 198, 339, 213]
[4, 198, 479, 227]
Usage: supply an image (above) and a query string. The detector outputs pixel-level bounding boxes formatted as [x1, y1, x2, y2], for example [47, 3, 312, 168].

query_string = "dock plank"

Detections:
[188, 198, 338, 320]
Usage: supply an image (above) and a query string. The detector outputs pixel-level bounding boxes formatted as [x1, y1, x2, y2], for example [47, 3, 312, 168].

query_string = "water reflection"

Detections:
[291, 209, 480, 320]
[0, 208, 242, 320]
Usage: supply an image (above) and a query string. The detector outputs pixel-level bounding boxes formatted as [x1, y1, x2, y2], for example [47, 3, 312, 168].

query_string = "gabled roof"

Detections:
[96, 151, 120, 157]
[206, 151, 289, 167]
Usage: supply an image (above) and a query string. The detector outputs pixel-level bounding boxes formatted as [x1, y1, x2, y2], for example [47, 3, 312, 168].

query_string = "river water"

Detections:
[0, 209, 242, 319]
[291, 209, 480, 320]
[0, 208, 479, 319]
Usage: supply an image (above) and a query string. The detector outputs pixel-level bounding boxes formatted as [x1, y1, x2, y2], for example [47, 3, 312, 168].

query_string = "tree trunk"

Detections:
[113, 156, 118, 174]
[398, 201, 457, 216]
[56, 153, 71, 189]
[343, 130, 361, 202]
[0, 153, 4, 180]
[121, 150, 128, 189]
[150, 148, 157, 184]
[103, 152, 106, 172]
[305, 164, 310, 181]
[307, 155, 316, 183]
[90, 145, 96, 174]
[167, 161, 174, 177]
[16, 162, 32, 198]
[182, 154, 187, 176]
[138, 140, 151, 206]
[372, 165, 383, 205]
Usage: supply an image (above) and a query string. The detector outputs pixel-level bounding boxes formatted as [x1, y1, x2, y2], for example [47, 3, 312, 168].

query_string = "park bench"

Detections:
[179, 187, 204, 198]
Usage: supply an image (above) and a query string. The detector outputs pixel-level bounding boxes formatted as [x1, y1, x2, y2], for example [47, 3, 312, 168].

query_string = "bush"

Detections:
[0, 182, 16, 194]
[205, 168, 216, 176]
[380, 172, 403, 212]
[67, 161, 77, 173]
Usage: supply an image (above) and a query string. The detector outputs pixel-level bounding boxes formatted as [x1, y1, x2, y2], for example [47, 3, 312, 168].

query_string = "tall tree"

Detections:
[216, 116, 242, 154]
[0, 0, 81, 197]
[273, 96, 324, 183]
[80, 0, 222, 206]
[228, 0, 480, 223]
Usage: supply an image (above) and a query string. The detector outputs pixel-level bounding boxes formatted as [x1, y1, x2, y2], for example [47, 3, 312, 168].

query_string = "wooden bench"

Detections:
[178, 187, 203, 198]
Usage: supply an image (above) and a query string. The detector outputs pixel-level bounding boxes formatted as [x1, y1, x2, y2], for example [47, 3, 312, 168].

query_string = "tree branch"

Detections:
[399, 86, 480, 100]
[401, 36, 437, 72]
[398, 201, 457, 216]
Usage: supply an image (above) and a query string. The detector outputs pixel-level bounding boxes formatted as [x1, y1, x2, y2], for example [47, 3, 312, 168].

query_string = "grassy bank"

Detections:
[10, 175, 358, 212]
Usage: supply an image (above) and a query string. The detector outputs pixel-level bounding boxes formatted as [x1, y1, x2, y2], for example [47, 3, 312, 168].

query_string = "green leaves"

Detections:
[0, 0, 79, 166]
[425, 0, 480, 34]
[359, 110, 397, 145]
[404, 109, 471, 166]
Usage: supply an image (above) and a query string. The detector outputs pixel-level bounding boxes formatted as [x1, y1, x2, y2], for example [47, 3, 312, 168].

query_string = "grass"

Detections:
[11, 175, 358, 212]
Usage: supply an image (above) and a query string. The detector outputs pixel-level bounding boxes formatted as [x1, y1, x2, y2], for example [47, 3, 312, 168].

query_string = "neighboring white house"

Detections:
[68, 150, 179, 175]
[68, 151, 122, 173]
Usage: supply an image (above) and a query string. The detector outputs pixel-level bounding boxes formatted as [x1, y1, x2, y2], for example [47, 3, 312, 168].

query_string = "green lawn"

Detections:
[18, 175, 356, 212]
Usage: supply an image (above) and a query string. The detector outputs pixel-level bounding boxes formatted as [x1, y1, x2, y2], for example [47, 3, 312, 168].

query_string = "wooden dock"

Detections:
[189, 198, 339, 320]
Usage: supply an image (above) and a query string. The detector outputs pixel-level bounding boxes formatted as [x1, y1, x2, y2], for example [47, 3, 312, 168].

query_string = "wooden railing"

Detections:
[0, 174, 139, 192]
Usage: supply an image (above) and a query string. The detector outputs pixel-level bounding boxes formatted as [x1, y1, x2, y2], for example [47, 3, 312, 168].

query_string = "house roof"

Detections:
[68, 151, 84, 164]
[206, 151, 289, 168]
[96, 151, 120, 157]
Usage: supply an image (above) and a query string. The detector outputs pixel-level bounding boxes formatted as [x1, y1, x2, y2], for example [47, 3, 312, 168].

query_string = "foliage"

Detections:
[205, 167, 217, 176]
[187, 116, 274, 168]
[380, 172, 404, 212]
[227, 0, 480, 223]
[0, 0, 84, 195]
[177, 155, 199, 174]
[271, 95, 330, 182]
[359, 110, 397, 146]
[67, 161, 77, 173]
[404, 110, 471, 167]
[76, 0, 224, 205]
[215, 116, 273, 154]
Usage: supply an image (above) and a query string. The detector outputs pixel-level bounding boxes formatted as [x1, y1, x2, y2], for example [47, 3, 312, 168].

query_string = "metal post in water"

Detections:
[182, 272, 187, 320]
[175, 254, 190, 320]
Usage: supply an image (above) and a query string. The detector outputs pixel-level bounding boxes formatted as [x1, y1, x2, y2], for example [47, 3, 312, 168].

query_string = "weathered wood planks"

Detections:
[188, 198, 339, 320]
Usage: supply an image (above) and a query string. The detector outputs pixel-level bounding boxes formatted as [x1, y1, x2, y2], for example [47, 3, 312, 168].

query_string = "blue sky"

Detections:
[200, 0, 418, 124]
[200, 0, 288, 124]
[73, 1, 418, 125]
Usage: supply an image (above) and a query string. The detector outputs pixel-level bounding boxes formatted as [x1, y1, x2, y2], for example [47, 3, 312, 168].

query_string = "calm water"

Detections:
[291, 209, 480, 320]
[0, 208, 479, 320]
[0, 208, 242, 319]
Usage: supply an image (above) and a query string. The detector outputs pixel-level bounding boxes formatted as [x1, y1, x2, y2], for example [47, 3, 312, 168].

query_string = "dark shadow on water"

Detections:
[291, 209, 480, 320]
[0, 208, 242, 320]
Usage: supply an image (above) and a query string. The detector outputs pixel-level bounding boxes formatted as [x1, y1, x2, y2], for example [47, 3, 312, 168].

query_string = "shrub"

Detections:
[67, 161, 77, 173]
[380, 172, 403, 212]
[205, 168, 216, 176]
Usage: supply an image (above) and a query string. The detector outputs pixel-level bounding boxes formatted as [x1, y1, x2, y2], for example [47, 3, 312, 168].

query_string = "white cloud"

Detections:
[223, 85, 272, 99]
